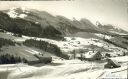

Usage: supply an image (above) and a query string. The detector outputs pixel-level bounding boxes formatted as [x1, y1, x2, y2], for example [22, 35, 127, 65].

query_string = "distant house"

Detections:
[34, 54, 52, 64]
[27, 55, 52, 65]
[83, 51, 102, 61]
[33, 52, 52, 64]
[104, 58, 121, 68]
[27, 59, 40, 65]
[24, 55, 40, 65]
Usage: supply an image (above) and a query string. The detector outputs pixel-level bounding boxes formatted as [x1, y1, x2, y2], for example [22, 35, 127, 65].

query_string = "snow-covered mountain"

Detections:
[3, 7, 99, 35]
[2, 7, 128, 37]
[97, 22, 128, 35]
[1, 7, 128, 58]
[0, 7, 128, 79]
[7, 7, 28, 18]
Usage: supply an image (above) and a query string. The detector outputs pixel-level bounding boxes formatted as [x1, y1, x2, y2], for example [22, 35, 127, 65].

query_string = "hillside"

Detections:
[0, 7, 128, 79]
[1, 7, 128, 59]
[0, 8, 128, 59]
[0, 30, 69, 64]
[0, 11, 63, 40]
[2, 8, 99, 36]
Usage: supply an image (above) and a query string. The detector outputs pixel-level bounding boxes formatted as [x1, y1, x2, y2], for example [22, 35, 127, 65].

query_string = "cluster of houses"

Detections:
[68, 49, 122, 69]
[27, 47, 123, 69]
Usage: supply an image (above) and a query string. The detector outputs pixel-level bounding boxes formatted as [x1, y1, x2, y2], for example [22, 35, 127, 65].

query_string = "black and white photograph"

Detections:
[0, 0, 128, 79]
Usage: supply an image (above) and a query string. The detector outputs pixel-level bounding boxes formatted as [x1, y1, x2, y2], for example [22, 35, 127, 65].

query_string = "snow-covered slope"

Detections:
[7, 7, 28, 18]
[0, 7, 128, 79]
[16, 35, 104, 52]
[1, 30, 127, 58]
[0, 56, 127, 79]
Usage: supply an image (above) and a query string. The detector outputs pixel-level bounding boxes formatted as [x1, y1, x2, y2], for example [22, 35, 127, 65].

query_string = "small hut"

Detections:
[35, 54, 52, 64]
[104, 58, 121, 68]
[34, 52, 52, 64]
[24, 55, 40, 65]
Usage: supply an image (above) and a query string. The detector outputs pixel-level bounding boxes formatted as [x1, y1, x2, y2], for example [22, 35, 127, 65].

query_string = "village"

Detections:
[0, 1, 128, 78]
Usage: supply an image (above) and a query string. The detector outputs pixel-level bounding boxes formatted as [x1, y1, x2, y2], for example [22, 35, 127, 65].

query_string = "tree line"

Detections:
[0, 12, 63, 40]
[0, 54, 27, 64]
[103, 38, 127, 49]
[23, 39, 69, 59]
[0, 38, 15, 48]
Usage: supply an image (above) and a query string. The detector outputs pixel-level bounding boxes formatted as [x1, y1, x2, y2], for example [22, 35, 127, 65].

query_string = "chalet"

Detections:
[34, 54, 52, 64]
[104, 58, 121, 68]
[24, 56, 40, 65]
[84, 51, 102, 61]
[27, 52, 52, 65]
[34, 52, 52, 64]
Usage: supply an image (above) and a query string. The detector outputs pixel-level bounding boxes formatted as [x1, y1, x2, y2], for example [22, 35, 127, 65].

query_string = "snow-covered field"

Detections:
[0, 7, 127, 79]
[6, 32, 104, 52]
[0, 56, 127, 79]
[19, 35, 126, 57]
[3, 31, 127, 57]
[14, 35, 115, 52]
[0, 31, 127, 79]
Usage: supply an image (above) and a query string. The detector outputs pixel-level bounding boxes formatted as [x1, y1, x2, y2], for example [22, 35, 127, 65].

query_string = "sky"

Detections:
[0, 0, 128, 30]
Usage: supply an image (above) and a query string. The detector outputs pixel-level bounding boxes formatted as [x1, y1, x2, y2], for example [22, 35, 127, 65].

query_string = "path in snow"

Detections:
[0, 56, 127, 79]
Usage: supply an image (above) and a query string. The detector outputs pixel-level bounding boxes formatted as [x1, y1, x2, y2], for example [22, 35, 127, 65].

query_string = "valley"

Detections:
[0, 7, 128, 79]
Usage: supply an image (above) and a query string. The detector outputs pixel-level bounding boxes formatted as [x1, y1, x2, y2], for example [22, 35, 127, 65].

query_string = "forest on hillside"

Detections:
[0, 38, 15, 48]
[23, 39, 69, 59]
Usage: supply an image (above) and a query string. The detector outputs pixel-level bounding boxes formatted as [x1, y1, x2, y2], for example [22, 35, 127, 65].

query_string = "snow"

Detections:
[0, 57, 127, 79]
[22, 35, 31, 39]
[101, 66, 127, 79]
[84, 51, 96, 58]
[2, 30, 126, 60]
[110, 31, 128, 35]
[3, 30, 127, 59]
[95, 33, 112, 39]
[18, 14, 27, 18]
[6, 32, 14, 36]
[25, 49, 40, 54]
[14, 38, 26, 42]
[7, 8, 18, 18]
[35, 22, 39, 24]
[20, 36, 95, 52]
[110, 56, 128, 63]
[6, 32, 125, 55]
[7, 7, 27, 18]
